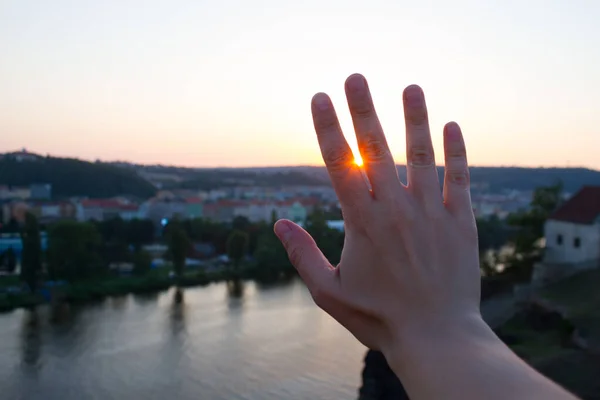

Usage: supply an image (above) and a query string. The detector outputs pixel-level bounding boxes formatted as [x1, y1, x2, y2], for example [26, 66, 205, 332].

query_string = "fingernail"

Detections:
[445, 122, 461, 140]
[346, 74, 366, 93]
[313, 93, 330, 111]
[274, 220, 293, 241]
[404, 85, 424, 108]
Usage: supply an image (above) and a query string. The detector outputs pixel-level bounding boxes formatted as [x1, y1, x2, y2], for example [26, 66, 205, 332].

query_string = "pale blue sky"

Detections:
[1, 0, 599, 168]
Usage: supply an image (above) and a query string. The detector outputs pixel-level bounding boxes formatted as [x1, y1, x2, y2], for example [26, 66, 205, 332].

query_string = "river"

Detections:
[0, 279, 367, 400]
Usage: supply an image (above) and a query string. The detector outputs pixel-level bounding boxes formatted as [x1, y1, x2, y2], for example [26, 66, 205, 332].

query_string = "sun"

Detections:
[354, 155, 364, 167]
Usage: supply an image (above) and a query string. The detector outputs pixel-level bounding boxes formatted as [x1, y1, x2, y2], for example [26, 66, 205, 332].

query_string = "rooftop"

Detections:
[548, 186, 600, 225]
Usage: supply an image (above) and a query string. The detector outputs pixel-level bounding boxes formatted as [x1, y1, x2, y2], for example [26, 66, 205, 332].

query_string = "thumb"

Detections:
[274, 219, 334, 291]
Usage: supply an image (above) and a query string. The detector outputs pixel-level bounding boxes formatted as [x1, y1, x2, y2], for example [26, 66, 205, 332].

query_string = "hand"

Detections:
[274, 73, 481, 353]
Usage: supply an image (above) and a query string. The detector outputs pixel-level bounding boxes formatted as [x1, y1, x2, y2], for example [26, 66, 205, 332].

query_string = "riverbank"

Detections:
[0, 266, 292, 313]
[1, 267, 519, 314]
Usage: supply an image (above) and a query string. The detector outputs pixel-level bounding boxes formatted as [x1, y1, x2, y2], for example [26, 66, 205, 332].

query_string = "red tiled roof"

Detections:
[549, 186, 600, 225]
[80, 199, 138, 210]
[184, 197, 203, 204]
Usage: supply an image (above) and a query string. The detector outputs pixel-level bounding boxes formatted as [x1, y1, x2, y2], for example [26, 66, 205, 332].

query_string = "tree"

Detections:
[498, 182, 564, 280]
[507, 182, 563, 254]
[226, 230, 249, 268]
[132, 250, 152, 276]
[5, 247, 17, 273]
[1, 218, 20, 234]
[127, 219, 155, 249]
[306, 206, 329, 244]
[476, 215, 510, 253]
[305, 207, 344, 263]
[252, 232, 293, 282]
[0, 156, 156, 198]
[167, 221, 190, 278]
[186, 218, 229, 254]
[232, 216, 251, 231]
[20, 213, 42, 292]
[47, 221, 102, 281]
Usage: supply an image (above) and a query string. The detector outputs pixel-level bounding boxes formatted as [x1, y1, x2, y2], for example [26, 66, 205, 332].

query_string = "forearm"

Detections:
[383, 314, 578, 400]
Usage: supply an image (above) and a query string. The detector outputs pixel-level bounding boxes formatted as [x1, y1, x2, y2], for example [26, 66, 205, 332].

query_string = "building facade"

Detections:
[533, 186, 600, 286]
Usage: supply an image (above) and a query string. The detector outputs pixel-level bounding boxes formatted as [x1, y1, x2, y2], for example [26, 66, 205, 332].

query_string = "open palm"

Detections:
[274, 73, 481, 353]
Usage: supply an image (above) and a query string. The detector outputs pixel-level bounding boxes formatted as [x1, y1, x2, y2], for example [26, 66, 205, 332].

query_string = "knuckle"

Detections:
[315, 114, 339, 131]
[446, 143, 466, 158]
[445, 155, 470, 187]
[407, 108, 428, 125]
[323, 146, 354, 171]
[446, 154, 466, 164]
[447, 169, 470, 186]
[408, 144, 434, 167]
[351, 99, 373, 119]
[287, 245, 304, 267]
[360, 134, 389, 161]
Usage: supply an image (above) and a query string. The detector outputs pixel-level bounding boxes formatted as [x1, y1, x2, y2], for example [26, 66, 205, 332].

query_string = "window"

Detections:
[574, 237, 581, 248]
[556, 234, 563, 245]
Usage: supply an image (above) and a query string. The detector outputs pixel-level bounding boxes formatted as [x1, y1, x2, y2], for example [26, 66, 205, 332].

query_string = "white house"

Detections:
[533, 186, 600, 285]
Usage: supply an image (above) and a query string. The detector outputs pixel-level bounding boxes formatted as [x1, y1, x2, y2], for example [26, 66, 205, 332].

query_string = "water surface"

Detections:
[0, 280, 366, 399]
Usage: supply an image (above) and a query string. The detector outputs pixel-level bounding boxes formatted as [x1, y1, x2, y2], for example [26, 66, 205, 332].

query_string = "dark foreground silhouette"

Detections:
[358, 350, 409, 400]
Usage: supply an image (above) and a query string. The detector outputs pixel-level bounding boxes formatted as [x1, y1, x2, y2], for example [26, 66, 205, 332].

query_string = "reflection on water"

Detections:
[169, 291, 187, 337]
[174, 287, 184, 304]
[227, 280, 245, 311]
[20, 310, 42, 372]
[0, 279, 366, 399]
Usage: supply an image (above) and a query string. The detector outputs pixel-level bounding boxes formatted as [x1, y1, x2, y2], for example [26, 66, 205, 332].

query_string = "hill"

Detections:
[467, 167, 600, 194]
[263, 166, 600, 194]
[0, 154, 156, 199]
[157, 165, 600, 193]
[168, 168, 329, 190]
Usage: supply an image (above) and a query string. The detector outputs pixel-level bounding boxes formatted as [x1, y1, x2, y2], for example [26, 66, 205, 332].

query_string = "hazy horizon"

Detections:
[3, 147, 599, 172]
[2, 1, 600, 169]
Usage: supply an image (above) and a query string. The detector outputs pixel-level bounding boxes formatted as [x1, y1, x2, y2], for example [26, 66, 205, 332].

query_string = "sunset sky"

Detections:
[1, 0, 599, 169]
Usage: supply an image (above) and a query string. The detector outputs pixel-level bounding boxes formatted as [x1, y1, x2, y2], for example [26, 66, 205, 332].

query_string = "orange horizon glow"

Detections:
[1, 2, 600, 170]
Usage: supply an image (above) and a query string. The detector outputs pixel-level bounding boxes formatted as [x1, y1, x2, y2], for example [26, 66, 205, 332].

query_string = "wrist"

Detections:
[382, 311, 494, 374]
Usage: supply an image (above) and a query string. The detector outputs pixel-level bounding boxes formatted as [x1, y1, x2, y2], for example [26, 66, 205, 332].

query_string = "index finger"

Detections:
[311, 93, 371, 218]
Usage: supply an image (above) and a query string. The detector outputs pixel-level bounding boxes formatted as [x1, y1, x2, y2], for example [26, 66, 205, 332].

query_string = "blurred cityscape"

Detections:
[1, 148, 600, 398]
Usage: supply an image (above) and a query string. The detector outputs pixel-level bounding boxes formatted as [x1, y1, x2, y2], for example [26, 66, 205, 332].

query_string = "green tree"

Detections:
[47, 221, 102, 281]
[132, 250, 152, 276]
[252, 232, 292, 282]
[232, 216, 251, 231]
[20, 213, 42, 292]
[167, 221, 190, 278]
[1, 218, 20, 234]
[306, 206, 328, 244]
[499, 182, 564, 281]
[226, 229, 249, 268]
[0, 156, 156, 198]
[305, 207, 343, 263]
[476, 215, 510, 253]
[507, 182, 563, 254]
[127, 219, 155, 249]
[186, 218, 229, 254]
[5, 247, 17, 273]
